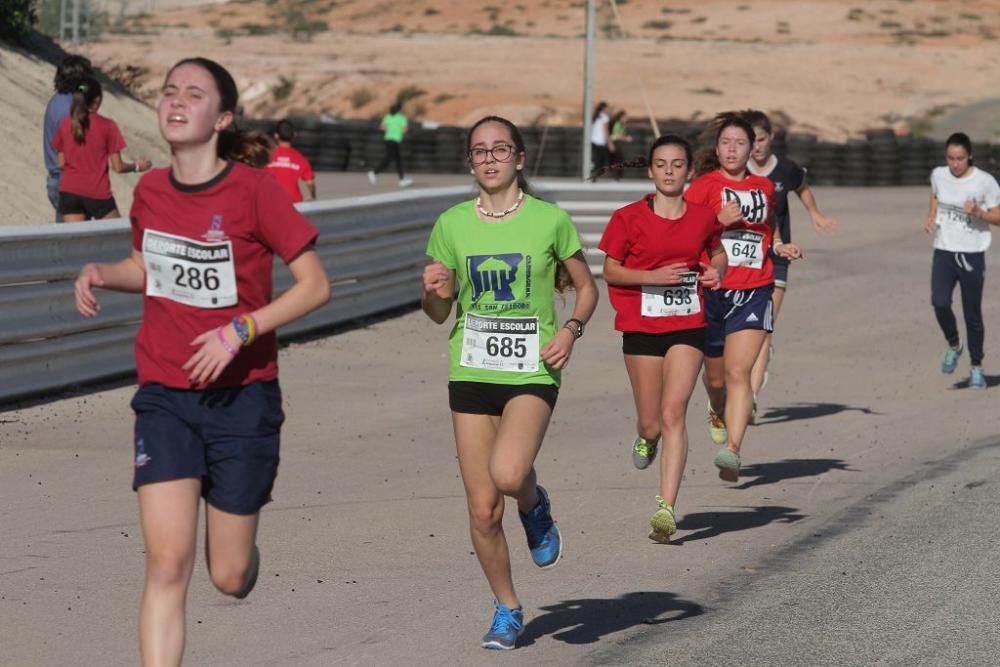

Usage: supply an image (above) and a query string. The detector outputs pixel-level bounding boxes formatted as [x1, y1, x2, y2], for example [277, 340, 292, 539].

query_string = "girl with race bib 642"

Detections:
[684, 113, 802, 482]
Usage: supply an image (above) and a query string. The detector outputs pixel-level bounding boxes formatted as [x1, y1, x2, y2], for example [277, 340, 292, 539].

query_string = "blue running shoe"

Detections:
[481, 600, 524, 650]
[942, 342, 963, 374]
[519, 485, 562, 569]
[970, 366, 986, 389]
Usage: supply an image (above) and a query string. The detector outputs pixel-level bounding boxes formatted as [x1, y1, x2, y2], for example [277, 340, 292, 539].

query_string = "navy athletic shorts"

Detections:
[130, 381, 284, 515]
[704, 285, 774, 358]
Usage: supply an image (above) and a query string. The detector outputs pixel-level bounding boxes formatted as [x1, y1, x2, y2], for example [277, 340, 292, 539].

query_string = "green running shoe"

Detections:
[714, 448, 741, 483]
[632, 435, 659, 470]
[648, 496, 676, 543]
[707, 408, 727, 445]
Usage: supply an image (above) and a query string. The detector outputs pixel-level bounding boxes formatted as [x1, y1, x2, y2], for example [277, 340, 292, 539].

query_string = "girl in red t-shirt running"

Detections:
[599, 135, 726, 542]
[73, 58, 331, 665]
[684, 114, 802, 482]
[52, 76, 152, 222]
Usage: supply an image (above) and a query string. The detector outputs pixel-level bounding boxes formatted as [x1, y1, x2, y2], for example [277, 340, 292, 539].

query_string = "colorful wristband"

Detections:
[216, 327, 239, 356]
[232, 316, 251, 346]
[246, 314, 259, 345]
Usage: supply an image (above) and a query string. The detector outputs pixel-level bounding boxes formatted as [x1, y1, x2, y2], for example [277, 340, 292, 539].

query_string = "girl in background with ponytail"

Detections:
[52, 76, 152, 221]
[73, 58, 331, 665]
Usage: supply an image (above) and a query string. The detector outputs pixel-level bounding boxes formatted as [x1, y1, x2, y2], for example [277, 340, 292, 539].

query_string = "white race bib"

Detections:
[936, 203, 975, 230]
[722, 230, 765, 269]
[460, 314, 539, 373]
[142, 229, 237, 309]
[641, 271, 700, 317]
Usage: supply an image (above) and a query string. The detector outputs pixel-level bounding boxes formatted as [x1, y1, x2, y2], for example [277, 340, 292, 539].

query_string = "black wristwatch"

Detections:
[563, 318, 585, 339]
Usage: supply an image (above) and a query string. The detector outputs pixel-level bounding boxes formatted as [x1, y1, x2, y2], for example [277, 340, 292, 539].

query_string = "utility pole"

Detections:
[581, 0, 596, 180]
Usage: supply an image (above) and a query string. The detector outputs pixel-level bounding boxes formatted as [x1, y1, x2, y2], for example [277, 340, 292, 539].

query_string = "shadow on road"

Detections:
[951, 374, 1000, 389]
[758, 402, 883, 425]
[520, 591, 704, 646]
[731, 458, 855, 490]
[671, 506, 805, 545]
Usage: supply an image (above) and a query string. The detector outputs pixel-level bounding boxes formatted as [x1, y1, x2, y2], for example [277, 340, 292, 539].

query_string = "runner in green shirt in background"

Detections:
[422, 115, 598, 651]
[368, 103, 412, 187]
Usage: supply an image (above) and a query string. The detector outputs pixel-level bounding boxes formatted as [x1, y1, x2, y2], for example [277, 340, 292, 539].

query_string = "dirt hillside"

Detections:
[0, 42, 170, 226]
[75, 0, 1000, 137]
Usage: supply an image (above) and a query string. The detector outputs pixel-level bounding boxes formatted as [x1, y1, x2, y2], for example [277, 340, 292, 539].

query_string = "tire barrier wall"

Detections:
[0, 182, 639, 404]
[249, 118, 1000, 185]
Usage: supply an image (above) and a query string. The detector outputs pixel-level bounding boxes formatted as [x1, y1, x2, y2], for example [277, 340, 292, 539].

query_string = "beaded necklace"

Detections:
[476, 189, 524, 219]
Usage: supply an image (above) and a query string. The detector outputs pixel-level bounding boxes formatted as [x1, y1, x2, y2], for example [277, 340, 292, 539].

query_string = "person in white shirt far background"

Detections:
[925, 132, 1000, 389]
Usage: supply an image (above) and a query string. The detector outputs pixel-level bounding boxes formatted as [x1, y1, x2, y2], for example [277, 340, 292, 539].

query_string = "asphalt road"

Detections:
[3, 186, 1000, 666]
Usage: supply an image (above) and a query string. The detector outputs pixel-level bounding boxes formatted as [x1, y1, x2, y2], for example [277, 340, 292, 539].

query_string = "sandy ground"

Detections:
[4, 187, 1000, 665]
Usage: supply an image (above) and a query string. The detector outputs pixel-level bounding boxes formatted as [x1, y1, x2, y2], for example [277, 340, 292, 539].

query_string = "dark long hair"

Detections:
[694, 112, 755, 176]
[54, 55, 93, 94]
[592, 101, 607, 122]
[588, 134, 694, 182]
[70, 77, 102, 144]
[165, 57, 270, 167]
[741, 109, 772, 134]
[945, 132, 974, 165]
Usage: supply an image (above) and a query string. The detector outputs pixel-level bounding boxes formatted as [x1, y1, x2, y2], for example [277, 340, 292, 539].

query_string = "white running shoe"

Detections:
[399, 177, 414, 188]
[367, 170, 377, 185]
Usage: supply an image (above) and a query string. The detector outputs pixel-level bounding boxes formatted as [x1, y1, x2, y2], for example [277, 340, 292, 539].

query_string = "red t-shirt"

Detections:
[599, 195, 722, 333]
[130, 161, 319, 389]
[684, 170, 776, 290]
[51, 113, 126, 199]
[266, 145, 314, 203]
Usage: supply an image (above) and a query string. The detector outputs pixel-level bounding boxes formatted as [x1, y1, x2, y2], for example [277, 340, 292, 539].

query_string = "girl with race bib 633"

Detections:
[599, 135, 726, 542]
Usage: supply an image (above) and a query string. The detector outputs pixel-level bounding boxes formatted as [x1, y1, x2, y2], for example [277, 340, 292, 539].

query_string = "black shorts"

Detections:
[130, 381, 285, 515]
[448, 381, 558, 416]
[58, 191, 118, 219]
[622, 328, 706, 357]
[773, 261, 789, 288]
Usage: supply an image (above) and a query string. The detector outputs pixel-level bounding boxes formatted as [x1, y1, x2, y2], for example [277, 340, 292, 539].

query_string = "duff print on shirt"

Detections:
[467, 253, 532, 306]
[722, 187, 769, 225]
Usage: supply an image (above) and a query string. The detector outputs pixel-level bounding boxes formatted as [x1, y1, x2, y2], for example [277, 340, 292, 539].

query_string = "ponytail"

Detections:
[70, 77, 102, 144]
[218, 126, 272, 167]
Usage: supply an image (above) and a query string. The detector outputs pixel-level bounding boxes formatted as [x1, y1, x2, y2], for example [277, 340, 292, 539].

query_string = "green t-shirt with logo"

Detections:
[382, 113, 408, 143]
[426, 195, 583, 386]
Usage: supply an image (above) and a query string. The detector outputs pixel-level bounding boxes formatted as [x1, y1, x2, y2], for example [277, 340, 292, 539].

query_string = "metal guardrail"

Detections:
[0, 182, 643, 403]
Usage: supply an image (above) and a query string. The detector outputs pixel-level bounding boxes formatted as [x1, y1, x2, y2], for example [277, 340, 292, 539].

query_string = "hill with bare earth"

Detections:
[74, 0, 1000, 138]
[0, 40, 170, 227]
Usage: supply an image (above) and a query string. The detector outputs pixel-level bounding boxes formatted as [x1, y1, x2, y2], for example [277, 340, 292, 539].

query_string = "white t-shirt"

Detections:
[931, 166, 1000, 253]
[591, 112, 609, 146]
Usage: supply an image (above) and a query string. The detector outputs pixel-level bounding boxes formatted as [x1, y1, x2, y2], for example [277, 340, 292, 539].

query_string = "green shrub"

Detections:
[0, 0, 37, 40]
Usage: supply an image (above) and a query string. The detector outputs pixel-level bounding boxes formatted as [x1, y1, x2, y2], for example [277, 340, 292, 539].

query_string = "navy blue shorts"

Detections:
[704, 285, 774, 358]
[130, 381, 285, 515]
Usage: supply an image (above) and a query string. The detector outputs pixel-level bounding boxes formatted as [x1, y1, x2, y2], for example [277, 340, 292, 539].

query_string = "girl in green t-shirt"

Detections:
[422, 115, 598, 651]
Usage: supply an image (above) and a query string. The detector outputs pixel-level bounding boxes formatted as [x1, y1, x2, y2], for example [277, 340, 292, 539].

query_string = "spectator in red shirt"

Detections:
[72, 57, 331, 666]
[52, 76, 152, 222]
[266, 118, 316, 203]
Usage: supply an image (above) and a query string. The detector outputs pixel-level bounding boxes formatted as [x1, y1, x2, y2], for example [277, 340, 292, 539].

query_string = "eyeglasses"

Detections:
[468, 144, 515, 165]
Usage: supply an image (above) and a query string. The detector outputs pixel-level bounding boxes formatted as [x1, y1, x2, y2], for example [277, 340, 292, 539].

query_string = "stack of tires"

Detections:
[434, 126, 466, 174]
[808, 142, 841, 185]
[838, 139, 869, 186]
[899, 136, 933, 185]
[786, 132, 817, 174]
[866, 129, 899, 186]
